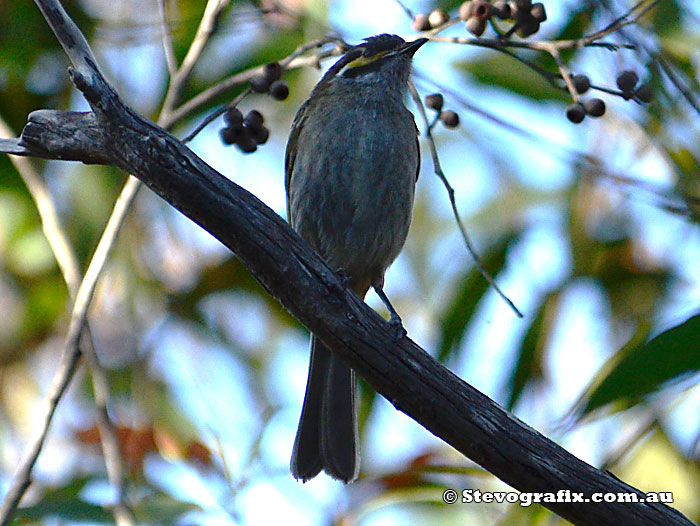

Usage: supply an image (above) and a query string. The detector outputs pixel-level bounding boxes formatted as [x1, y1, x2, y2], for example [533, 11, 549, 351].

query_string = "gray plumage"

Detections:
[286, 34, 426, 483]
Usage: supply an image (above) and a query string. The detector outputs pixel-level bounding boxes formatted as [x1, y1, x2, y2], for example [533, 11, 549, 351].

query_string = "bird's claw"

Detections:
[388, 313, 407, 342]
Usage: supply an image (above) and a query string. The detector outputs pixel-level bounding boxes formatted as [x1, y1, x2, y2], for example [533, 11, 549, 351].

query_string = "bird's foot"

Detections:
[388, 312, 407, 342]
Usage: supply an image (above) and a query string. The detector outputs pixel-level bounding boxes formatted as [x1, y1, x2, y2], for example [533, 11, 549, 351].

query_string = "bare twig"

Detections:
[0, 0, 235, 521]
[653, 55, 700, 116]
[157, 0, 178, 77]
[600, 414, 658, 471]
[0, 77, 135, 526]
[161, 0, 231, 118]
[407, 80, 523, 318]
[547, 45, 579, 101]
[0, 118, 80, 294]
[0, 339, 83, 525]
[164, 35, 345, 129]
[392, 0, 414, 20]
[0, 173, 141, 526]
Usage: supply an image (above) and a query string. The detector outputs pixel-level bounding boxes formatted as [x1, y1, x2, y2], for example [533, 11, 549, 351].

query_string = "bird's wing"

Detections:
[284, 102, 309, 224]
[415, 121, 421, 182]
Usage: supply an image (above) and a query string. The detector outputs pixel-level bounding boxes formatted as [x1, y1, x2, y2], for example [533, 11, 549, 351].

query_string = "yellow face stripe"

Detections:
[345, 50, 388, 69]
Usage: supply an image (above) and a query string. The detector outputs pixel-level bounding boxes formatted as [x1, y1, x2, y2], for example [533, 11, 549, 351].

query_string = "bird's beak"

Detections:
[399, 38, 429, 56]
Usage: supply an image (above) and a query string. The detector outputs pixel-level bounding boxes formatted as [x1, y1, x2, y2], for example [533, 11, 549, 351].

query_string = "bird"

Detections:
[285, 33, 427, 483]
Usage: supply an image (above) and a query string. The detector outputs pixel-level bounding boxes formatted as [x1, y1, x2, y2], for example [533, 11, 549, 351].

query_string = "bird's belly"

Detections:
[289, 135, 417, 285]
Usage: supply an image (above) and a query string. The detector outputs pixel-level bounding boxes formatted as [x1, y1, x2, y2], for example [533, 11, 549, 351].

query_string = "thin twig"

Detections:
[653, 55, 700, 116]
[163, 36, 345, 129]
[392, 0, 414, 20]
[179, 36, 348, 141]
[157, 0, 178, 77]
[0, 118, 80, 294]
[0, 338, 83, 525]
[412, 70, 543, 142]
[1, 0, 234, 521]
[0, 114, 135, 526]
[407, 80, 523, 318]
[161, 0, 231, 118]
[546, 45, 579, 102]
[600, 414, 658, 471]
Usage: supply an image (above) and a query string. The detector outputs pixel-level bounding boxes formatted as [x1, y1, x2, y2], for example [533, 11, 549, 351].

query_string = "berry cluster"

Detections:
[220, 108, 270, 153]
[616, 70, 652, 103]
[565, 73, 606, 123]
[250, 61, 290, 101]
[425, 93, 460, 129]
[564, 70, 652, 124]
[218, 61, 292, 154]
[459, 0, 547, 37]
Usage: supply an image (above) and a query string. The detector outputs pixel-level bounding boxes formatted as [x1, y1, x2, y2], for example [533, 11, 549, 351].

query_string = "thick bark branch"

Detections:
[1, 60, 694, 526]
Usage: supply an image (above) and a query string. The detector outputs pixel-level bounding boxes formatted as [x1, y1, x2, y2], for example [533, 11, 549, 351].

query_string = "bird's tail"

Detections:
[290, 335, 359, 483]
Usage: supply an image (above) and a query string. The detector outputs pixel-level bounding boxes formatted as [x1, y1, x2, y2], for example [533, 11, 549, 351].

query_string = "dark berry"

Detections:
[509, 0, 531, 20]
[566, 103, 586, 124]
[244, 110, 264, 130]
[572, 74, 591, 95]
[459, 1, 474, 21]
[516, 18, 540, 37]
[223, 107, 243, 126]
[635, 83, 653, 103]
[236, 131, 258, 153]
[616, 70, 638, 93]
[270, 80, 289, 101]
[472, 0, 492, 20]
[508, 1, 521, 19]
[466, 16, 487, 36]
[262, 62, 282, 82]
[584, 98, 606, 118]
[492, 0, 511, 19]
[441, 110, 460, 128]
[220, 125, 242, 145]
[250, 125, 270, 145]
[250, 75, 270, 93]
[425, 93, 444, 111]
[530, 2, 546, 22]
[428, 9, 449, 27]
[412, 13, 431, 31]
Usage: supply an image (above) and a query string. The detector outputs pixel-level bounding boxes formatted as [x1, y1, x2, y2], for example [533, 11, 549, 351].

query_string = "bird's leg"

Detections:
[373, 285, 407, 341]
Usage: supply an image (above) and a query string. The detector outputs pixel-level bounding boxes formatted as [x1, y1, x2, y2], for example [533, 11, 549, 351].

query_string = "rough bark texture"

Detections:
[1, 63, 694, 526]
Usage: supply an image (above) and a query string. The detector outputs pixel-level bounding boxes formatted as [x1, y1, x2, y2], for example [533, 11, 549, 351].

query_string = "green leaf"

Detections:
[134, 490, 202, 525]
[505, 292, 559, 410]
[167, 255, 298, 328]
[14, 478, 113, 523]
[436, 231, 520, 362]
[580, 312, 700, 416]
[649, 0, 683, 36]
[458, 53, 569, 103]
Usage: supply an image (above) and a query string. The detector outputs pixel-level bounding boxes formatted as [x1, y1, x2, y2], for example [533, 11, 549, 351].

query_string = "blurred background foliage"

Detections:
[0, 0, 699, 524]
